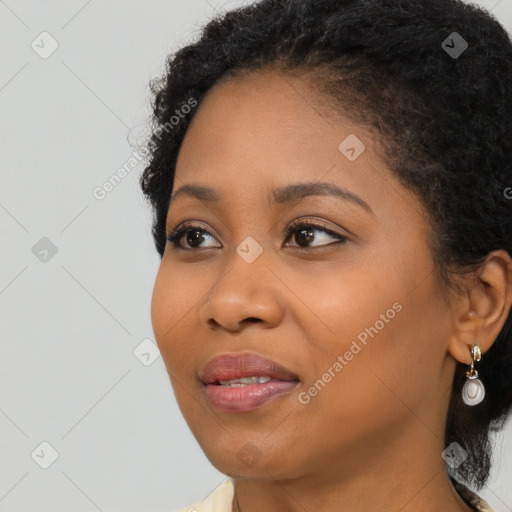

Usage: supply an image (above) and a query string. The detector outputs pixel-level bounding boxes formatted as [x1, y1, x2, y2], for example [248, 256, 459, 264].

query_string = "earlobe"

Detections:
[447, 249, 512, 365]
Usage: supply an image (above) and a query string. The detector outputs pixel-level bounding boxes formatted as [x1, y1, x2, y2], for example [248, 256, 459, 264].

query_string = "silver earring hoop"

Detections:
[462, 344, 485, 406]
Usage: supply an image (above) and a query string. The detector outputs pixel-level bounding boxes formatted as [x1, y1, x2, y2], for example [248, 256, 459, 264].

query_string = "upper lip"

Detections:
[199, 352, 300, 384]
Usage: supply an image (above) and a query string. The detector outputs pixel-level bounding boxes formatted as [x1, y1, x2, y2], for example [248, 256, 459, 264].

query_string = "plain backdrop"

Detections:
[1, 1, 511, 511]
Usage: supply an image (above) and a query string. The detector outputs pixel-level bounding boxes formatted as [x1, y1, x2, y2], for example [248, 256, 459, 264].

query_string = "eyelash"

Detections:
[166, 219, 348, 251]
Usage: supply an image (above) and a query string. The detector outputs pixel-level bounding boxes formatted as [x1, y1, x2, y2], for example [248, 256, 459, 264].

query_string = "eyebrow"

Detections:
[168, 181, 374, 215]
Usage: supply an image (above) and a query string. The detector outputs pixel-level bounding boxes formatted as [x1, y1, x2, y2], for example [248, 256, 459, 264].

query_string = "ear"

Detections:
[448, 249, 512, 365]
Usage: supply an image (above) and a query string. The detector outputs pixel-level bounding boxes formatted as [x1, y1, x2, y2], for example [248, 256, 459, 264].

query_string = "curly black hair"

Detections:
[139, 0, 512, 491]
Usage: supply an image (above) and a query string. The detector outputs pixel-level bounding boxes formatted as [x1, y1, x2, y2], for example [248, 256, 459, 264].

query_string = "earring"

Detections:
[461, 344, 485, 406]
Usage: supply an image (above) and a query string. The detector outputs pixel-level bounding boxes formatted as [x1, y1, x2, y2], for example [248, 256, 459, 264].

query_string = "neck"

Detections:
[230, 425, 475, 512]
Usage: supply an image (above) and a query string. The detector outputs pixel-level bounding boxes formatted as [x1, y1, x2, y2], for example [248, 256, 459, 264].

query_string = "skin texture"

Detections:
[151, 69, 512, 512]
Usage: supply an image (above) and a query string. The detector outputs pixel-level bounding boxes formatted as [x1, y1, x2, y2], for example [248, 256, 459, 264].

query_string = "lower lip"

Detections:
[204, 380, 299, 412]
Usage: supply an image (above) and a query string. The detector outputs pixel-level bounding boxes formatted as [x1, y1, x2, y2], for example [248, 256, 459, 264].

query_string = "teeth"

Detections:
[218, 375, 272, 386]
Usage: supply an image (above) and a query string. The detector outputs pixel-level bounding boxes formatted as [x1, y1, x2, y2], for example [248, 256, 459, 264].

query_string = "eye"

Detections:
[283, 219, 348, 249]
[166, 219, 348, 251]
[166, 221, 221, 250]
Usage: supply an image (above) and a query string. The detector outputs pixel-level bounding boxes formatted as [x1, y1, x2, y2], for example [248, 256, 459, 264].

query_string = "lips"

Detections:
[199, 352, 300, 385]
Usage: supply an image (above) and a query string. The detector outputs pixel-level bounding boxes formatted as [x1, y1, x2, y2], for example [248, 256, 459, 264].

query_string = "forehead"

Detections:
[175, 69, 378, 188]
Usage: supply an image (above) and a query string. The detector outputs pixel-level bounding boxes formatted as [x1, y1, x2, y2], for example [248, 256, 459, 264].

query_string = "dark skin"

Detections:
[151, 69, 512, 512]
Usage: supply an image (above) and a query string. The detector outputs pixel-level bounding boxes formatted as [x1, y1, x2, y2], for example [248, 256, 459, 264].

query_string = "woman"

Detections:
[139, 0, 512, 510]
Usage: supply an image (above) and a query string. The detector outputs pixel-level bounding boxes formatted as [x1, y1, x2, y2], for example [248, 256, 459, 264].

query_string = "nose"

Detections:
[198, 257, 286, 333]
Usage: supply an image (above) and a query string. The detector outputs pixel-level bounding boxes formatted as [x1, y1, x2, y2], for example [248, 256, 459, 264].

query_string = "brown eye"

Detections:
[166, 223, 221, 250]
[284, 221, 348, 248]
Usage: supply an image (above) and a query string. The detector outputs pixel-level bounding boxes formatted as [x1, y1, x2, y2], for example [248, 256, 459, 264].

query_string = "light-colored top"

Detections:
[172, 478, 234, 512]
[172, 476, 495, 512]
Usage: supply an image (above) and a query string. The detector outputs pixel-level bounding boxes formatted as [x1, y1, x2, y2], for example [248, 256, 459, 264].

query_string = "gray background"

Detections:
[1, 1, 511, 511]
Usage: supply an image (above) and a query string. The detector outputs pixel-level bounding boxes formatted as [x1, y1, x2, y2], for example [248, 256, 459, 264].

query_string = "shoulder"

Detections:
[450, 477, 495, 512]
[171, 478, 234, 512]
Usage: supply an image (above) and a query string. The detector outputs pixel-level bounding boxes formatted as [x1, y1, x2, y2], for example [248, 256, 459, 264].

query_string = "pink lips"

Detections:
[199, 352, 300, 412]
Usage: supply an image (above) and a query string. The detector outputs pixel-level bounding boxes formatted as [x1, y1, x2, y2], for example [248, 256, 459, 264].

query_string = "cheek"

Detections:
[150, 265, 209, 425]
[324, 279, 449, 426]
[300, 245, 447, 415]
[290, 259, 400, 356]
[150, 266, 171, 345]
[150, 264, 196, 367]
[296, 303, 438, 461]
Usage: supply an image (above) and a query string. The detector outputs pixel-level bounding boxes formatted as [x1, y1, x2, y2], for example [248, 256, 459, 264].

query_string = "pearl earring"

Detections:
[462, 344, 485, 406]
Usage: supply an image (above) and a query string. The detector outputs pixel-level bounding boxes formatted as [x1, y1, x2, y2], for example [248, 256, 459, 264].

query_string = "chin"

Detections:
[200, 436, 303, 481]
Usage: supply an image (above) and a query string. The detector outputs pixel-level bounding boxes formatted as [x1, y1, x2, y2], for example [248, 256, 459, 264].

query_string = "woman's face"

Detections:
[151, 69, 457, 480]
